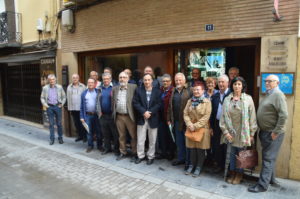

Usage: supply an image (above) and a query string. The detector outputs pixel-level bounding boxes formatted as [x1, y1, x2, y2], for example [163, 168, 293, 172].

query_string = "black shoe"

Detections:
[130, 155, 137, 162]
[116, 153, 126, 161]
[86, 147, 93, 153]
[172, 160, 185, 166]
[101, 149, 112, 155]
[192, 167, 201, 177]
[270, 179, 280, 188]
[83, 138, 87, 143]
[155, 154, 166, 160]
[147, 159, 154, 165]
[75, 137, 83, 142]
[212, 167, 222, 174]
[135, 157, 146, 164]
[49, 139, 54, 145]
[248, 184, 267, 193]
[58, 138, 64, 144]
[97, 147, 105, 152]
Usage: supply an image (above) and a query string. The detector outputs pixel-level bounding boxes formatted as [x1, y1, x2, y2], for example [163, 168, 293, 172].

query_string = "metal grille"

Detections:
[0, 11, 22, 44]
[3, 64, 42, 124]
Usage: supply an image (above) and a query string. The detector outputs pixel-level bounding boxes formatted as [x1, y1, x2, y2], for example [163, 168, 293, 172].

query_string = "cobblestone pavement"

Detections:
[0, 118, 299, 199]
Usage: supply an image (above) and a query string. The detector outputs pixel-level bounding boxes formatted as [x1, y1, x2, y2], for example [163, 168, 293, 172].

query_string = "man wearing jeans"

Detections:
[248, 74, 288, 193]
[167, 73, 191, 170]
[40, 74, 66, 145]
[80, 78, 102, 153]
[133, 74, 161, 165]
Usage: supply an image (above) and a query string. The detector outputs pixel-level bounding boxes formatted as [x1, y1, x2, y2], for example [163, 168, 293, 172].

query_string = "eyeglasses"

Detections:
[162, 80, 171, 82]
[264, 80, 277, 83]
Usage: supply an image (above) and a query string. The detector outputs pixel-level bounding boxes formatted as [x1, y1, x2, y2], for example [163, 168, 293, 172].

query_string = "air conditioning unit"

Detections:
[62, 9, 74, 30]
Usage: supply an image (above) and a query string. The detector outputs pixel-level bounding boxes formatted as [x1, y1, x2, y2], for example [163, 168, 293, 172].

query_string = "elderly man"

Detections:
[90, 71, 101, 88]
[210, 74, 231, 173]
[228, 67, 239, 83]
[157, 74, 175, 160]
[124, 68, 136, 84]
[112, 72, 137, 161]
[138, 66, 160, 89]
[40, 74, 66, 145]
[167, 73, 191, 169]
[133, 74, 162, 165]
[248, 75, 288, 193]
[67, 74, 86, 142]
[103, 67, 118, 86]
[80, 78, 103, 153]
[96, 72, 119, 155]
[188, 68, 204, 87]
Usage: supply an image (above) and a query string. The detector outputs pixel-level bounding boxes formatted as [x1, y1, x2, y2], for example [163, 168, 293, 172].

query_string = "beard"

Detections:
[176, 85, 182, 89]
[120, 82, 127, 87]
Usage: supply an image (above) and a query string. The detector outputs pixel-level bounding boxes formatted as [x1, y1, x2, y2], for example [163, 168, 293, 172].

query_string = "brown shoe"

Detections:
[232, 172, 243, 185]
[227, 171, 236, 184]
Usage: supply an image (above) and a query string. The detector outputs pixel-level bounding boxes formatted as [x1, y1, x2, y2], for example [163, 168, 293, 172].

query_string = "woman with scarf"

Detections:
[220, 76, 257, 184]
[183, 82, 211, 177]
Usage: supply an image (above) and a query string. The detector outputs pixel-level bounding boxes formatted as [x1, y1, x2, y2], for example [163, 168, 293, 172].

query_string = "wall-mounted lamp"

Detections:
[62, 9, 75, 33]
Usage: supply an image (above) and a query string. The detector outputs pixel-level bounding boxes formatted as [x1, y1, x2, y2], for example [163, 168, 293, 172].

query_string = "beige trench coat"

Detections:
[183, 98, 212, 149]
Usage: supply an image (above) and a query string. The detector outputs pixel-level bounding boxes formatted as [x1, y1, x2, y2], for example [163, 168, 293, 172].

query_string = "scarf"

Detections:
[222, 92, 251, 146]
[191, 95, 205, 107]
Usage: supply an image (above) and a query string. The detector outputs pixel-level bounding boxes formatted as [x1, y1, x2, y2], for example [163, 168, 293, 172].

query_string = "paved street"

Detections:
[0, 118, 299, 199]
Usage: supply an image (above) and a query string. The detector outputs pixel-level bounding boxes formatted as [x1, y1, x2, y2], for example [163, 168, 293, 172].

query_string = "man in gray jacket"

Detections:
[248, 74, 288, 193]
[40, 74, 66, 145]
[67, 74, 86, 142]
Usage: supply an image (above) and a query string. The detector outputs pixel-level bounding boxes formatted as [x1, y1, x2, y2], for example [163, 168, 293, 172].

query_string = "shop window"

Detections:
[81, 51, 168, 84]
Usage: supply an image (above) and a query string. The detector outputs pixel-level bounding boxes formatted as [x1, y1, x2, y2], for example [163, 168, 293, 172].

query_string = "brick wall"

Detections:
[62, 0, 299, 53]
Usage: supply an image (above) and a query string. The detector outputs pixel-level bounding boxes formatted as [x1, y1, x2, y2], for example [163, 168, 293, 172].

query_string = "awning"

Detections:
[0, 50, 56, 63]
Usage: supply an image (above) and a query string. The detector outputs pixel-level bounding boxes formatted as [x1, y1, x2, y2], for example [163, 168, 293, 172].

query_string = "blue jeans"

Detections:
[229, 146, 244, 173]
[174, 121, 190, 164]
[46, 105, 63, 141]
[85, 114, 102, 148]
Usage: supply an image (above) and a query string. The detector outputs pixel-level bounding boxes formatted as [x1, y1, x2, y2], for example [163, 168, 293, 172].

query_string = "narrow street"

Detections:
[0, 118, 299, 199]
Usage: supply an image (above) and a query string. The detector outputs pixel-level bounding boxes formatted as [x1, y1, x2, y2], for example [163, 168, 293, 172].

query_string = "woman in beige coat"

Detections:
[184, 83, 212, 177]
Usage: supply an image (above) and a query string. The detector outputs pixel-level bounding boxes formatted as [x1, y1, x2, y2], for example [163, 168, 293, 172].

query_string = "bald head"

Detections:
[265, 74, 279, 90]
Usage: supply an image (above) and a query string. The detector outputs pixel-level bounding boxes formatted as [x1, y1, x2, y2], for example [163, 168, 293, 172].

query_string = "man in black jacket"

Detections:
[210, 74, 231, 173]
[133, 74, 162, 165]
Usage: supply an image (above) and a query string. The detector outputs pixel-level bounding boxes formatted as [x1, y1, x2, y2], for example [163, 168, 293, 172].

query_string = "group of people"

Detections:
[40, 66, 288, 193]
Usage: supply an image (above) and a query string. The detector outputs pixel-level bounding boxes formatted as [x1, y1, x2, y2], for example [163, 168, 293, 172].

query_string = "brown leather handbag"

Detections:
[236, 149, 258, 169]
[185, 128, 205, 142]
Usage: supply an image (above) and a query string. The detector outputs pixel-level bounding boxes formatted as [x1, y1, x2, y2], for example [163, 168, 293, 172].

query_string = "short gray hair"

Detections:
[72, 73, 79, 78]
[119, 71, 129, 78]
[162, 73, 172, 80]
[218, 74, 229, 82]
[102, 72, 112, 79]
[90, 71, 98, 76]
[267, 74, 280, 82]
[47, 74, 56, 80]
[175, 72, 186, 81]
[229, 67, 239, 73]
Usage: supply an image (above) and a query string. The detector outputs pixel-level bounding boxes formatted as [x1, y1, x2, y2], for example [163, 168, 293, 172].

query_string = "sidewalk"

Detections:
[0, 118, 299, 199]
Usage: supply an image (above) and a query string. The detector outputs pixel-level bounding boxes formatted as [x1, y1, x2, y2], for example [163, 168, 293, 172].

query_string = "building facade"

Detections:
[59, 0, 300, 180]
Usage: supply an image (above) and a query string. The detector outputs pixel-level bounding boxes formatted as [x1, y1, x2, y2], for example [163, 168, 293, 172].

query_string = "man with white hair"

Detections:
[248, 74, 288, 193]
[40, 74, 66, 145]
[167, 73, 191, 169]
[90, 71, 101, 88]
[67, 74, 86, 142]
[210, 74, 231, 173]
[112, 72, 138, 161]
[96, 72, 118, 155]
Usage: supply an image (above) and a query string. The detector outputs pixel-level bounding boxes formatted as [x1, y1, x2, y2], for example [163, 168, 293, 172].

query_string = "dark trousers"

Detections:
[258, 131, 284, 189]
[190, 148, 206, 168]
[157, 120, 176, 157]
[70, 111, 86, 139]
[211, 120, 226, 169]
[174, 121, 190, 165]
[85, 114, 102, 148]
[47, 105, 63, 141]
[100, 114, 119, 151]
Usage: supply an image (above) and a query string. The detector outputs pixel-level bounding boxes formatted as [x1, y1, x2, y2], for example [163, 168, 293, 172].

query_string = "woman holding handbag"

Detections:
[220, 76, 258, 184]
[183, 83, 212, 177]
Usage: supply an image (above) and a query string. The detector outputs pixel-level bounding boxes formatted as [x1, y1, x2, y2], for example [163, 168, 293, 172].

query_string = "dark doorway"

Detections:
[2, 63, 43, 124]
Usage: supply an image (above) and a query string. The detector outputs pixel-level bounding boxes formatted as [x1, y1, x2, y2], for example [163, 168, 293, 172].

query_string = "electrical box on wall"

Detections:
[37, 18, 44, 31]
[62, 9, 74, 29]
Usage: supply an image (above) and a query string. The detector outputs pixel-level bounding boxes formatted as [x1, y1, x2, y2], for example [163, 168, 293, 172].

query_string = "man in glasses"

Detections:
[248, 74, 288, 193]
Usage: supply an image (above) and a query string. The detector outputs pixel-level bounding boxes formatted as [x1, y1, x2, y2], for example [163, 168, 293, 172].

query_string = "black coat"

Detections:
[132, 86, 162, 128]
[210, 89, 231, 130]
